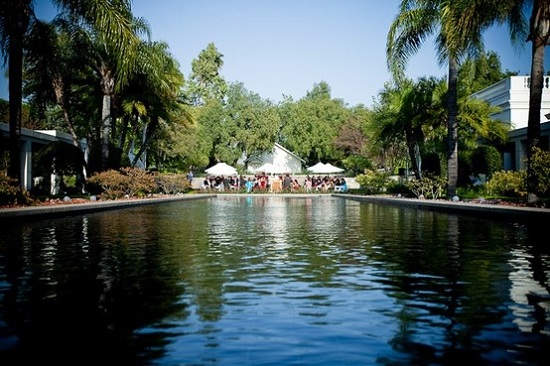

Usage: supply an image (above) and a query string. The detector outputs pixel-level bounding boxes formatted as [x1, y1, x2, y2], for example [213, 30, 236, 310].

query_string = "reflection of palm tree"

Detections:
[518, 226, 550, 334]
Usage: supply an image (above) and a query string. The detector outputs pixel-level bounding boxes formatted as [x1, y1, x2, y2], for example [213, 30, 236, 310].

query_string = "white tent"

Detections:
[205, 162, 238, 176]
[306, 162, 327, 173]
[307, 162, 344, 174]
[323, 163, 344, 173]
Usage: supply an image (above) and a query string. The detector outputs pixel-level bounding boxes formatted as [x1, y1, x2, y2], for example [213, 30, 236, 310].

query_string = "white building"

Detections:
[470, 75, 550, 170]
[244, 143, 305, 174]
[0, 122, 88, 192]
[470, 75, 550, 130]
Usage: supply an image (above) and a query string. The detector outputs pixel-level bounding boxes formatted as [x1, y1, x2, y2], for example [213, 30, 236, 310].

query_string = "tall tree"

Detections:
[0, 0, 142, 184]
[184, 42, 227, 106]
[226, 82, 280, 158]
[387, 0, 494, 198]
[0, 0, 32, 185]
[280, 82, 348, 164]
[496, 0, 550, 202]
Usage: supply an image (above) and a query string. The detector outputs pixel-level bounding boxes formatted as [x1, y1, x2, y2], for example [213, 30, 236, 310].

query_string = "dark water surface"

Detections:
[0, 196, 548, 365]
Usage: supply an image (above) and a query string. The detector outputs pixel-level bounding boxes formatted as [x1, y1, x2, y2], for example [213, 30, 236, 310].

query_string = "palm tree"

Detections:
[0, 0, 140, 186]
[121, 40, 189, 168]
[387, 0, 495, 198]
[497, 0, 550, 203]
[0, 0, 33, 185]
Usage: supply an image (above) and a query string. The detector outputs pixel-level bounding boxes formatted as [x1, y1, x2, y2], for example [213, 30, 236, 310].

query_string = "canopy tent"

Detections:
[205, 162, 238, 176]
[307, 162, 344, 174]
[323, 163, 344, 173]
[306, 162, 326, 173]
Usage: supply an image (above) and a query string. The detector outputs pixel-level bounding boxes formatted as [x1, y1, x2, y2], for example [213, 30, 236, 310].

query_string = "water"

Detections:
[0, 195, 548, 365]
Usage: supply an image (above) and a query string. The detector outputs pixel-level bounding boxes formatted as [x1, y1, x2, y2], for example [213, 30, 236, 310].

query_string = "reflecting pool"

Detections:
[0, 196, 549, 365]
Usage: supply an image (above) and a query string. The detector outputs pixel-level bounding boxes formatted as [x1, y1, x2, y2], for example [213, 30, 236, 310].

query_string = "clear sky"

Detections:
[1, 0, 548, 108]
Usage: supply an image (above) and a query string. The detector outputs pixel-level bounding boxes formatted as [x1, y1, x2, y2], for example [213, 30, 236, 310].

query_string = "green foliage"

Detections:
[342, 155, 373, 175]
[155, 174, 192, 194]
[34, 142, 86, 176]
[280, 90, 349, 163]
[471, 145, 502, 178]
[486, 170, 527, 198]
[185, 42, 228, 105]
[530, 147, 550, 198]
[0, 172, 33, 206]
[408, 175, 446, 200]
[385, 180, 413, 196]
[355, 169, 391, 194]
[87, 167, 157, 200]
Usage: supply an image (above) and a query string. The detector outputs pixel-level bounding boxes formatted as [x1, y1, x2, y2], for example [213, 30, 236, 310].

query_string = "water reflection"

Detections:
[0, 196, 548, 365]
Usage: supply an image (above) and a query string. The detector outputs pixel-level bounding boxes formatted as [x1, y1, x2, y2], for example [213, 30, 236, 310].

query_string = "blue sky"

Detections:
[1, 0, 547, 107]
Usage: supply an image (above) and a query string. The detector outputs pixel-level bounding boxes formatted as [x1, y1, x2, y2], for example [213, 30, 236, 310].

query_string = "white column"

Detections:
[20, 139, 32, 191]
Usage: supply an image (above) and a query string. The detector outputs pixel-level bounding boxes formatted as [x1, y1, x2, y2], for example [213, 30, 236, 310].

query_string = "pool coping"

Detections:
[0, 194, 216, 221]
[337, 194, 550, 222]
[1, 193, 548, 222]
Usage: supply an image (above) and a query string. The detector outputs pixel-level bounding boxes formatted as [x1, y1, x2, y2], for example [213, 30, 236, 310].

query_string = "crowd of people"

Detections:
[200, 173, 348, 193]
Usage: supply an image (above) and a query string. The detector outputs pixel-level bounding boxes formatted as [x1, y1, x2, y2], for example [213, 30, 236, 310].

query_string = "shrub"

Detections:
[471, 145, 502, 178]
[87, 170, 128, 199]
[355, 169, 390, 194]
[0, 172, 33, 206]
[86, 167, 157, 199]
[120, 167, 157, 198]
[155, 173, 192, 194]
[385, 180, 413, 197]
[407, 175, 446, 200]
[530, 147, 550, 199]
[486, 170, 526, 197]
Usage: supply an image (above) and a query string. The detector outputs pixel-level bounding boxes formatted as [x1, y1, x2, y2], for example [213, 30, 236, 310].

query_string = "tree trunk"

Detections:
[7, 4, 27, 186]
[446, 57, 459, 199]
[52, 77, 79, 146]
[132, 116, 158, 168]
[100, 93, 112, 171]
[526, 0, 550, 203]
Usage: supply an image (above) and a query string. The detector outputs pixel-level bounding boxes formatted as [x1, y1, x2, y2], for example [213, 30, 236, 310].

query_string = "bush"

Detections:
[355, 170, 390, 194]
[0, 172, 33, 206]
[486, 170, 526, 197]
[530, 147, 550, 199]
[86, 167, 157, 200]
[385, 180, 413, 197]
[407, 175, 446, 200]
[155, 173, 192, 194]
[471, 145, 502, 178]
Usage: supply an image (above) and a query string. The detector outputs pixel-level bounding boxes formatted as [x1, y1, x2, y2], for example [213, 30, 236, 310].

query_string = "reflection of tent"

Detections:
[307, 162, 344, 174]
[205, 162, 237, 176]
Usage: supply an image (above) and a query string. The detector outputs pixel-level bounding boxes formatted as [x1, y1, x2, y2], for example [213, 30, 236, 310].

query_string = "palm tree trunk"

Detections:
[527, 42, 544, 203]
[101, 93, 112, 170]
[6, 2, 29, 186]
[8, 32, 22, 185]
[526, 0, 550, 203]
[446, 57, 459, 198]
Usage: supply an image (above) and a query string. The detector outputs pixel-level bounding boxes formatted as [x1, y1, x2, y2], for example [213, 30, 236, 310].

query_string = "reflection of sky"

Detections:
[206, 196, 362, 259]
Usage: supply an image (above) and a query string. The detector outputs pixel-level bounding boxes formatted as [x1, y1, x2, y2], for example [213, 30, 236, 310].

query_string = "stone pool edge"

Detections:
[0, 194, 216, 221]
[337, 193, 550, 222]
[1, 193, 549, 223]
